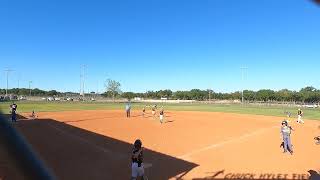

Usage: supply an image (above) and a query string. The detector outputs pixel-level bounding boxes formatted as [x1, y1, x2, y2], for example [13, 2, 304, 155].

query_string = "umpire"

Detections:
[126, 101, 131, 118]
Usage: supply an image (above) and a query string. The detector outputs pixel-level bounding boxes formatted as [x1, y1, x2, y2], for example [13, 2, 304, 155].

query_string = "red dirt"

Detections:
[13, 110, 320, 179]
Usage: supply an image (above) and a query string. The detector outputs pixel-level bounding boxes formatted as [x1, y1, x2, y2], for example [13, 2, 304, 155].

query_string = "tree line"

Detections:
[2, 85, 320, 103]
[0, 88, 63, 96]
[112, 86, 320, 103]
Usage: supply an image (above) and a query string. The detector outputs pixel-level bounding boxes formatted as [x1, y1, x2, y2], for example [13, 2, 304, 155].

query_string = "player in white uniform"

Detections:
[314, 126, 320, 145]
[297, 109, 304, 124]
[151, 105, 156, 118]
[131, 139, 146, 180]
[159, 108, 164, 124]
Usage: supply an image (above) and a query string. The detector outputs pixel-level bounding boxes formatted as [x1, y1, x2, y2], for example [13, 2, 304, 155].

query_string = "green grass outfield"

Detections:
[1, 101, 320, 120]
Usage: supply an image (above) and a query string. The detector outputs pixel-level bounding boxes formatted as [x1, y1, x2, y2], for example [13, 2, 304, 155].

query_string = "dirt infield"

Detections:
[11, 110, 320, 179]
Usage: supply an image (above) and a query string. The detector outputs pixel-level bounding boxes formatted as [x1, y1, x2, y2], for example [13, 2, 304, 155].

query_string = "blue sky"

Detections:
[0, 0, 320, 93]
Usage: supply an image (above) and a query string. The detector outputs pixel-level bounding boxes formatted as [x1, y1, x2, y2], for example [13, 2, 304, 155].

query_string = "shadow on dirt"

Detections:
[9, 117, 198, 180]
[308, 170, 320, 180]
[191, 169, 319, 180]
[164, 120, 175, 123]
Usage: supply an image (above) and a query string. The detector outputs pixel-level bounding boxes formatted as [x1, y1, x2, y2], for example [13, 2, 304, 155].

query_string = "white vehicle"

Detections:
[303, 104, 318, 108]
[54, 97, 61, 101]
[19, 96, 27, 100]
[47, 97, 54, 101]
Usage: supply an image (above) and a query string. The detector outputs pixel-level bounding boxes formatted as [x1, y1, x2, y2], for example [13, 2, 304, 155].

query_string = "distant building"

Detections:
[134, 97, 143, 101]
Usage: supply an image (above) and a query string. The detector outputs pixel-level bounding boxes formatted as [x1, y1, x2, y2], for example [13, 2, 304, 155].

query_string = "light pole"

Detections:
[240, 67, 248, 104]
[18, 73, 21, 89]
[29, 81, 33, 96]
[4, 69, 14, 96]
[208, 89, 212, 102]
[80, 64, 86, 98]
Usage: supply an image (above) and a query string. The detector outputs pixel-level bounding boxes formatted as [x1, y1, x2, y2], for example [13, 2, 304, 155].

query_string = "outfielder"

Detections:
[284, 111, 292, 123]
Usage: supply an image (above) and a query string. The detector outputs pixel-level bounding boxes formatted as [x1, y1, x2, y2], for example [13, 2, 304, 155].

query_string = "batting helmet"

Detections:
[134, 139, 142, 149]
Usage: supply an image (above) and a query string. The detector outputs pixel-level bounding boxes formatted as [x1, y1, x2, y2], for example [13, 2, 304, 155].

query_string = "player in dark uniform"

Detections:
[131, 139, 145, 180]
[30, 110, 37, 120]
[10, 102, 18, 122]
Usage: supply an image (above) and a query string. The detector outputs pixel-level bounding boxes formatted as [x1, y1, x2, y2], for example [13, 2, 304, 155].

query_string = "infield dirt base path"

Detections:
[15, 110, 320, 180]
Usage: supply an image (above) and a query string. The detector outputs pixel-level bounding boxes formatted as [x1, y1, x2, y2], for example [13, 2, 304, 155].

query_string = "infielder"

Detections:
[159, 107, 164, 124]
[314, 136, 320, 145]
[142, 106, 146, 117]
[314, 125, 320, 145]
[280, 120, 294, 155]
[151, 105, 156, 118]
[297, 108, 304, 124]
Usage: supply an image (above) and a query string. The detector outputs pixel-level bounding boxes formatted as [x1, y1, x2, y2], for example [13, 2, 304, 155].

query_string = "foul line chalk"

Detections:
[179, 126, 278, 160]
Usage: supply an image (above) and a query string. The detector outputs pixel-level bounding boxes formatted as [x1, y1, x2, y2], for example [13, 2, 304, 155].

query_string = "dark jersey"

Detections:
[132, 147, 143, 167]
[160, 110, 164, 115]
[11, 104, 17, 112]
[298, 110, 302, 116]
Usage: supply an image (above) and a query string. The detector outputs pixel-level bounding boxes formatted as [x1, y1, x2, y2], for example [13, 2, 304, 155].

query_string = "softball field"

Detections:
[8, 109, 319, 180]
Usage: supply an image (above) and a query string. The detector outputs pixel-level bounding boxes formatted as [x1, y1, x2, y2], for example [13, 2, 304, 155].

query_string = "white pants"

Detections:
[160, 115, 164, 123]
[132, 162, 144, 178]
[152, 111, 155, 115]
[297, 115, 304, 123]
